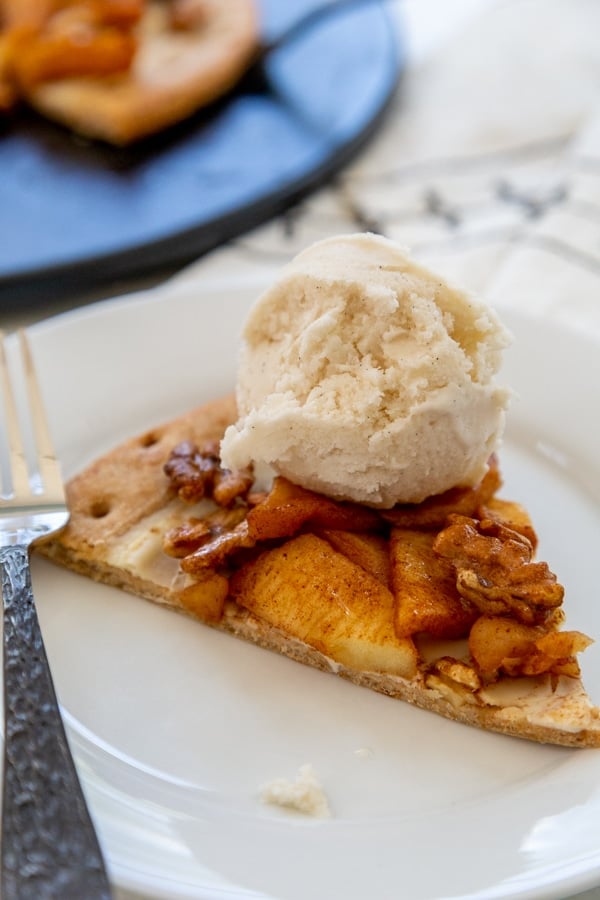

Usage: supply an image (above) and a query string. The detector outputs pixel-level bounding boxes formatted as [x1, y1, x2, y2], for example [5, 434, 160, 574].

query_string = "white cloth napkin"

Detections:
[176, 0, 600, 345]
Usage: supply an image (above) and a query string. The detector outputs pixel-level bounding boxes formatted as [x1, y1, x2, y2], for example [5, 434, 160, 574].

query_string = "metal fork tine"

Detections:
[0, 330, 30, 500]
[1, 334, 111, 898]
[18, 330, 64, 503]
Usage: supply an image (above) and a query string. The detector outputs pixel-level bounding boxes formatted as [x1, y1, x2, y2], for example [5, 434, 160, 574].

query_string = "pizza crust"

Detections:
[24, 0, 258, 144]
[36, 393, 600, 748]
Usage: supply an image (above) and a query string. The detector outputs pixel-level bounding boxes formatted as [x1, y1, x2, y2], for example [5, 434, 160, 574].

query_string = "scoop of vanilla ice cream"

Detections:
[220, 233, 511, 507]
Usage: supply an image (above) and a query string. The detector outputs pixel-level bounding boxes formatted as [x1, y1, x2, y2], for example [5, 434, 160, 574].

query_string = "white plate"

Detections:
[7, 276, 600, 900]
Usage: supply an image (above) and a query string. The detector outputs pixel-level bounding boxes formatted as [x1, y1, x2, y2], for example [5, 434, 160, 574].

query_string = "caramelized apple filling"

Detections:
[162, 440, 592, 687]
[0, 0, 208, 110]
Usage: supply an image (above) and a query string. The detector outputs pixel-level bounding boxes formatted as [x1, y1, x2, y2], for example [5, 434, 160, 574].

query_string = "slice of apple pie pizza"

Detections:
[37, 394, 600, 748]
[37, 234, 600, 748]
[0, 0, 258, 143]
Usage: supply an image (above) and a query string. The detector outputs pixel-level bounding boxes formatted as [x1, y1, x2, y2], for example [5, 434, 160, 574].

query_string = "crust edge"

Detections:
[36, 540, 600, 749]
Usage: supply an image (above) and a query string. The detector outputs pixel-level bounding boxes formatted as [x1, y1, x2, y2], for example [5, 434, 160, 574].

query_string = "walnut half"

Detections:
[164, 440, 253, 506]
[433, 514, 564, 626]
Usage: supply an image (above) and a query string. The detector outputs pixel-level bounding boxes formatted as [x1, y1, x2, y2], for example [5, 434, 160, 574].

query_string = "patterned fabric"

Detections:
[177, 0, 600, 340]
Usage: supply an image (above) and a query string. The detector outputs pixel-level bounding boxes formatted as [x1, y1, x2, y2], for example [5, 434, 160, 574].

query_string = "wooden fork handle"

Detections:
[1, 546, 112, 900]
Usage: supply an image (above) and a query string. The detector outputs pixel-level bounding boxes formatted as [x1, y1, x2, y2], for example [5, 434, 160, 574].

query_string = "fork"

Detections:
[0, 330, 112, 900]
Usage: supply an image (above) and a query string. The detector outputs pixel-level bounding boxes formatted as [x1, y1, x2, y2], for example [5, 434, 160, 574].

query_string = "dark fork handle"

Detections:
[1, 546, 112, 900]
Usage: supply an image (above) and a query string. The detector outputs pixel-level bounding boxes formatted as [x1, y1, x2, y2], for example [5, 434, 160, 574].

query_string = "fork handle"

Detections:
[1, 546, 112, 900]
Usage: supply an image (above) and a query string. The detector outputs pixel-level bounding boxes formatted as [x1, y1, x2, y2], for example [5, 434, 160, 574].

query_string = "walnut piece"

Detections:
[163, 506, 248, 558]
[180, 519, 256, 574]
[433, 514, 564, 626]
[164, 440, 253, 506]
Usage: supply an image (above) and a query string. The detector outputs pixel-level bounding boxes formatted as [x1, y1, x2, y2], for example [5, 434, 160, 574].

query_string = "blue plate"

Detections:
[0, 0, 402, 302]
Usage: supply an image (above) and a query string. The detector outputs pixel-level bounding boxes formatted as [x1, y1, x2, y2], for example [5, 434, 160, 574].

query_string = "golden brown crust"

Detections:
[24, 0, 258, 144]
[53, 393, 237, 555]
[37, 393, 600, 749]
